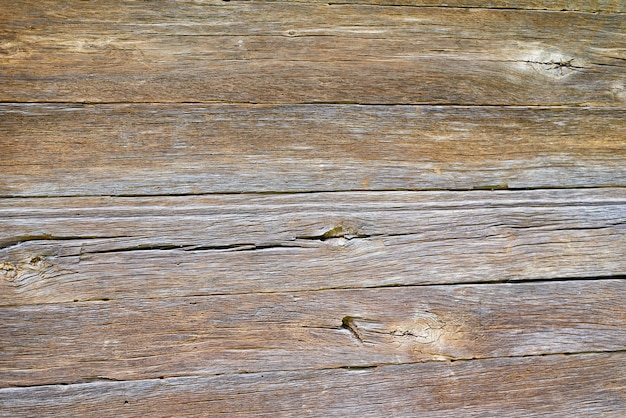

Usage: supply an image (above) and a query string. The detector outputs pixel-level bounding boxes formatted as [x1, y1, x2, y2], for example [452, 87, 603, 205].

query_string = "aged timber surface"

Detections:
[1, 353, 625, 417]
[1, 0, 625, 416]
[1, 189, 625, 304]
[1, 105, 625, 196]
[1, 2, 625, 105]
[1, 280, 625, 387]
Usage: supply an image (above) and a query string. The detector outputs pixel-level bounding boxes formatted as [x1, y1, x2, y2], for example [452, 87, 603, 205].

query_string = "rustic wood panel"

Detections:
[1, 189, 625, 304]
[2, 0, 625, 415]
[1, 352, 624, 417]
[1, 104, 625, 196]
[1, 2, 624, 105]
[1, 280, 624, 387]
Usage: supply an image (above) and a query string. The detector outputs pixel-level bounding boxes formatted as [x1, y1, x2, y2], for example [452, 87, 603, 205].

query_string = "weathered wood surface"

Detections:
[294, 1, 625, 13]
[1, 2, 625, 105]
[2, 0, 625, 416]
[2, 352, 626, 417]
[1, 190, 625, 304]
[1, 353, 625, 417]
[1, 104, 625, 196]
[1, 280, 625, 388]
[221, 0, 626, 13]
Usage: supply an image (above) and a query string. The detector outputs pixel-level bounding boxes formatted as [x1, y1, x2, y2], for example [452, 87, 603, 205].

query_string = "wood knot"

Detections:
[517, 48, 583, 79]
[1, 262, 17, 280]
[390, 312, 446, 344]
[296, 224, 369, 245]
[339, 312, 449, 355]
[1, 255, 55, 287]
[0, 38, 24, 57]
[611, 81, 625, 102]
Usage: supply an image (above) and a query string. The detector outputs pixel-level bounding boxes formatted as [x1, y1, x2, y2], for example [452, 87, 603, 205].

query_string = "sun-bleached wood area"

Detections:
[1, 0, 625, 416]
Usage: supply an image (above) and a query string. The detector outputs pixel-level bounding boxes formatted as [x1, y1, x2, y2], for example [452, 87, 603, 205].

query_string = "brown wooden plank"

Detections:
[228, 0, 626, 13]
[0, 280, 624, 388]
[1, 353, 625, 417]
[0, 352, 622, 416]
[1, 2, 624, 105]
[1, 104, 625, 196]
[1, 189, 625, 304]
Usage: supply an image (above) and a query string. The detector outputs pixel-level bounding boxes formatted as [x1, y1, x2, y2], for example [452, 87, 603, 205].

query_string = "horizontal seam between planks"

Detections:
[164, 1, 626, 15]
[324, 3, 626, 15]
[1, 101, 625, 108]
[0, 2, 620, 14]
[2, 185, 626, 199]
[1, 349, 624, 391]
[1, 102, 626, 109]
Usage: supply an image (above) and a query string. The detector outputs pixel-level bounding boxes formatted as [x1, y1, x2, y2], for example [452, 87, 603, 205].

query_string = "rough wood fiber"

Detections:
[2, 0, 625, 415]
[228, 0, 626, 13]
[1, 190, 625, 304]
[1, 104, 625, 196]
[1, 280, 625, 387]
[1, 353, 624, 417]
[1, 2, 625, 105]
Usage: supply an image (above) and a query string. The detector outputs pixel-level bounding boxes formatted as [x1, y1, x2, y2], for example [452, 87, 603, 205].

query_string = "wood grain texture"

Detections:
[2, 104, 625, 196]
[2, 0, 626, 415]
[1, 352, 624, 417]
[227, 0, 626, 13]
[1, 1, 624, 105]
[1, 189, 625, 304]
[1, 280, 625, 387]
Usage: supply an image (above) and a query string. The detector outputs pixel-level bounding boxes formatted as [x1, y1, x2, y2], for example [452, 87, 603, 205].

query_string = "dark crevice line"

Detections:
[0, 101, 626, 111]
[1, 100, 625, 108]
[501, 59, 586, 70]
[292, 275, 626, 296]
[39, 223, 625, 258]
[5, 221, 625, 259]
[56, 234, 378, 257]
[0, 1, 620, 14]
[67, 244, 191, 255]
[488, 59, 625, 71]
[593, 62, 626, 69]
[444, 349, 626, 363]
[207, 0, 626, 14]
[323, 274, 626, 290]
[1, 185, 626, 200]
[325, 3, 624, 14]
[67, 242, 306, 256]
[296, 230, 373, 241]
[0, 235, 130, 251]
[512, 222, 626, 231]
[2, 349, 624, 391]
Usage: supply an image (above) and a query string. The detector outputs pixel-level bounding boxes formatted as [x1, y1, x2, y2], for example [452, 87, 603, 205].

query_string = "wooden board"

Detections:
[1, 279, 625, 388]
[225, 0, 626, 13]
[1, 2, 625, 105]
[1, 104, 625, 196]
[1, 189, 625, 304]
[1, 353, 625, 417]
[1, 0, 625, 416]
